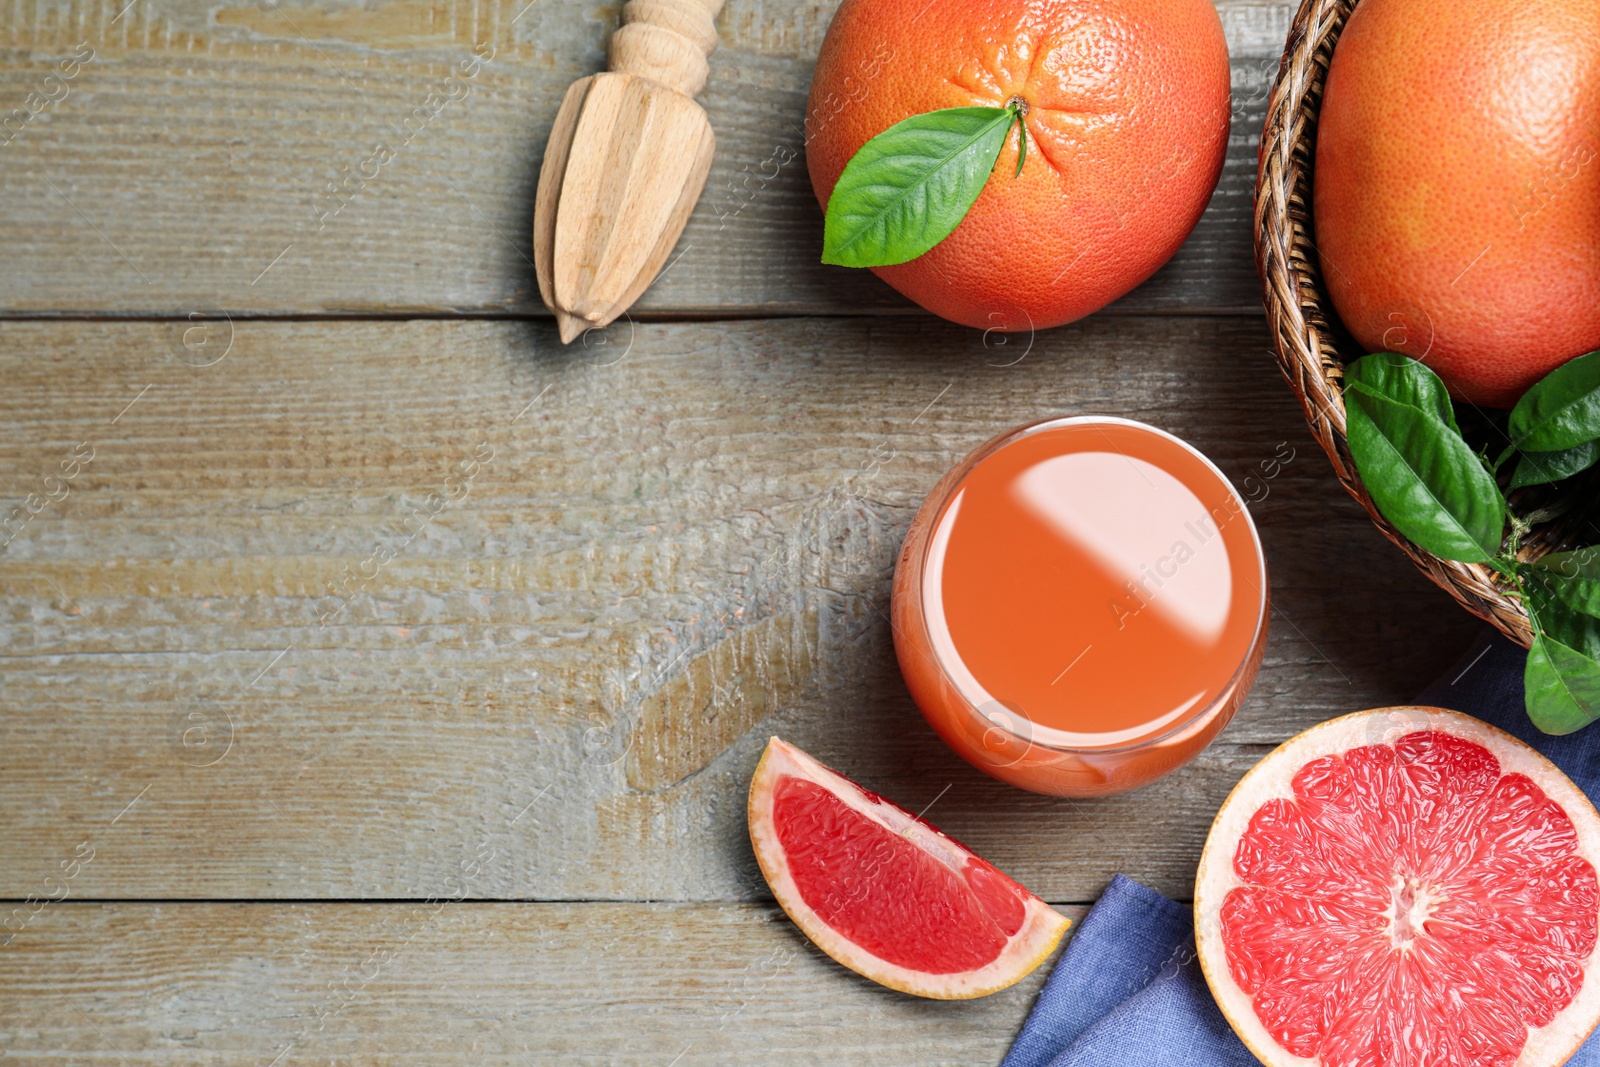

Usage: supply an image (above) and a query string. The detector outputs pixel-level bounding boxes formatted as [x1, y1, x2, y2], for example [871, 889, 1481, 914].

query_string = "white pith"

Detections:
[1381, 871, 1443, 951]
[1194, 707, 1600, 1067]
[748, 737, 1070, 1000]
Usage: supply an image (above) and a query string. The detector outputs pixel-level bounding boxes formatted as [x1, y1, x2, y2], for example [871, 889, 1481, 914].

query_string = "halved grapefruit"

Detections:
[1196, 707, 1600, 1067]
[748, 737, 1069, 999]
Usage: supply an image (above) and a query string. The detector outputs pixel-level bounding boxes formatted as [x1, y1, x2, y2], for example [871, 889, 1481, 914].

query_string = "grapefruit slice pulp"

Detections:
[1196, 707, 1600, 1067]
[748, 737, 1069, 999]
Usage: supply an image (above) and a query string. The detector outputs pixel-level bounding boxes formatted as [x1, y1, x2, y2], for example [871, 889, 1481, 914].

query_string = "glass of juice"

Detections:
[891, 416, 1268, 797]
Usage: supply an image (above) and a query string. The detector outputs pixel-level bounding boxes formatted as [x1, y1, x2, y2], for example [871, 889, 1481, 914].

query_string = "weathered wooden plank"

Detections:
[0, 0, 1290, 316]
[0, 901, 1087, 1065]
[0, 315, 1482, 901]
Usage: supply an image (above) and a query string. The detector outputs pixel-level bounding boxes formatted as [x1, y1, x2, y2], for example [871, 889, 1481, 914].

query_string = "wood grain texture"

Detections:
[0, 0, 1291, 316]
[0, 901, 1086, 1064]
[0, 314, 1482, 902]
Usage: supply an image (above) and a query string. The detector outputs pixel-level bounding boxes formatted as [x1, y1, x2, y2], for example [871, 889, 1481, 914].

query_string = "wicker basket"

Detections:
[1255, 0, 1598, 649]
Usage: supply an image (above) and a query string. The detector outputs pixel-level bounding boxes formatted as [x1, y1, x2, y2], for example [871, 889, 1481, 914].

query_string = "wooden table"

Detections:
[0, 1, 1484, 1061]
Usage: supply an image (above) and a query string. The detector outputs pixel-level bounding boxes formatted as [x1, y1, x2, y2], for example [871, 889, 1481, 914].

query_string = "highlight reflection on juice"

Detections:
[891, 417, 1269, 797]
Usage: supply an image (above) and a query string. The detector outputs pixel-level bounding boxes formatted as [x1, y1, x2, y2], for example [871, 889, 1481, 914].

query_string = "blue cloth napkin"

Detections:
[1005, 629, 1600, 1067]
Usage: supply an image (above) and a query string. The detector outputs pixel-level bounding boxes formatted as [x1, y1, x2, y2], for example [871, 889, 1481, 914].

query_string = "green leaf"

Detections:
[1524, 572, 1600, 658]
[1524, 632, 1600, 734]
[1532, 546, 1600, 618]
[1508, 350, 1600, 452]
[1344, 353, 1459, 434]
[1524, 571, 1600, 733]
[1343, 384, 1506, 562]
[1011, 109, 1027, 178]
[822, 107, 1013, 268]
[1510, 440, 1600, 488]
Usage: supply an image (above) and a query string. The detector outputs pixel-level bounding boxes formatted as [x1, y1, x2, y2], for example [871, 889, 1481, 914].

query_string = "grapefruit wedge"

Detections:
[748, 737, 1069, 999]
[1196, 707, 1600, 1067]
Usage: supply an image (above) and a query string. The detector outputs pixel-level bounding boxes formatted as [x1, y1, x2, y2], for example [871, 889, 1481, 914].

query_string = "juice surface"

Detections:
[919, 421, 1264, 748]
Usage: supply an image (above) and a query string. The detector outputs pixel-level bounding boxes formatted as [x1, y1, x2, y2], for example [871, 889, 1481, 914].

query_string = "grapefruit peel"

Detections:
[748, 737, 1069, 999]
[1196, 707, 1600, 1067]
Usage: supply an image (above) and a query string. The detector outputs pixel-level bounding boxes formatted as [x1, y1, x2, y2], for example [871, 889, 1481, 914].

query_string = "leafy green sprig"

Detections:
[1342, 351, 1600, 734]
[821, 100, 1029, 268]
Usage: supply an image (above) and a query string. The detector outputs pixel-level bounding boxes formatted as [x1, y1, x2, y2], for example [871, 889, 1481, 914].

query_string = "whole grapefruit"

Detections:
[1315, 0, 1600, 408]
[805, 0, 1231, 333]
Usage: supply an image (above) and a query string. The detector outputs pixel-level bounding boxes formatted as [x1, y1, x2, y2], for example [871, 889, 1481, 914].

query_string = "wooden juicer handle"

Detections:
[533, 0, 727, 343]
[611, 0, 724, 97]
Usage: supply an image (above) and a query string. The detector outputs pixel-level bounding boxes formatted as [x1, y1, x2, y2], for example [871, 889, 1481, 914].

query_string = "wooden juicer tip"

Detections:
[533, 0, 727, 344]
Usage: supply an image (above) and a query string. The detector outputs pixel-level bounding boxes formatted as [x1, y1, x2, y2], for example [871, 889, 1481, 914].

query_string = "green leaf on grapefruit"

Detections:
[822, 106, 1017, 269]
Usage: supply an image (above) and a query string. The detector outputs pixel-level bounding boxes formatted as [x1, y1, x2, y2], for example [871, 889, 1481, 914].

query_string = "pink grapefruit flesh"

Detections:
[1196, 707, 1600, 1067]
[748, 737, 1069, 999]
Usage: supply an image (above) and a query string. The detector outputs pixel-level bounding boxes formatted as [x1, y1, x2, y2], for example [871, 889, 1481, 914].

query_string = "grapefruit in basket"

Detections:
[1314, 0, 1600, 407]
[1196, 708, 1600, 1067]
[805, 0, 1231, 332]
[748, 737, 1068, 998]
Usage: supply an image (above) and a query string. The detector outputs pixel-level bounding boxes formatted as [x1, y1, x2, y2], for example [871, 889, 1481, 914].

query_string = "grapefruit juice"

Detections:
[891, 417, 1268, 797]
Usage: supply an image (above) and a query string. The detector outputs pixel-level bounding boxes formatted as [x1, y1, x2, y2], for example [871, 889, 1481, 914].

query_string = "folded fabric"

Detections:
[1004, 629, 1600, 1067]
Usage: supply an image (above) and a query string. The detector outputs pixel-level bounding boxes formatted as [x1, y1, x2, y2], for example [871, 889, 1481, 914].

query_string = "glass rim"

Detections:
[912, 414, 1270, 756]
